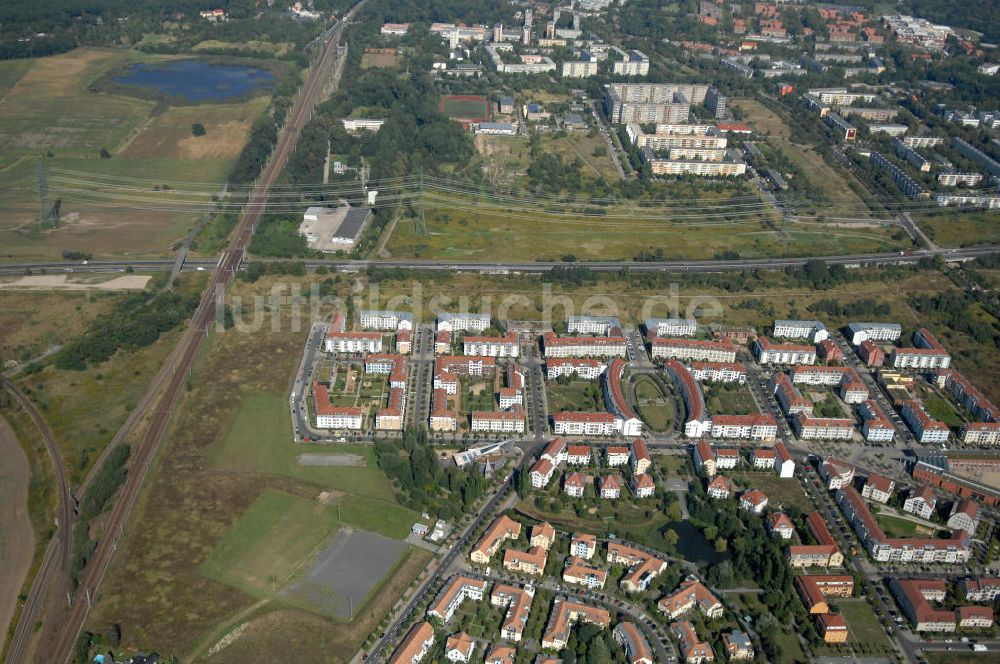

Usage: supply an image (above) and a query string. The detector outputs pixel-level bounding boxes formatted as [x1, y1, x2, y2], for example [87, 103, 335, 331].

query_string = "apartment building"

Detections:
[472, 409, 526, 433]
[631, 473, 655, 498]
[751, 447, 776, 470]
[530, 459, 555, 488]
[794, 413, 854, 440]
[651, 338, 738, 362]
[566, 444, 591, 465]
[670, 621, 714, 664]
[546, 357, 607, 380]
[613, 622, 653, 664]
[754, 337, 818, 365]
[312, 381, 363, 430]
[628, 126, 728, 151]
[570, 533, 597, 559]
[567, 315, 621, 335]
[693, 439, 717, 476]
[359, 309, 413, 331]
[740, 489, 769, 514]
[551, 411, 623, 436]
[861, 473, 895, 504]
[665, 360, 709, 438]
[611, 48, 650, 76]
[709, 414, 778, 441]
[891, 328, 951, 369]
[630, 438, 651, 474]
[858, 339, 885, 367]
[428, 576, 488, 623]
[437, 313, 491, 332]
[869, 151, 928, 200]
[820, 458, 855, 490]
[715, 448, 739, 470]
[606, 446, 630, 467]
[707, 475, 732, 499]
[325, 329, 383, 354]
[542, 598, 611, 650]
[838, 487, 971, 563]
[901, 400, 949, 444]
[961, 421, 1000, 445]
[658, 578, 723, 620]
[773, 373, 813, 416]
[792, 365, 848, 386]
[603, 357, 644, 437]
[644, 318, 697, 337]
[435, 355, 497, 378]
[503, 546, 547, 576]
[463, 332, 519, 357]
[604, 83, 709, 124]
[773, 319, 828, 342]
[904, 486, 937, 519]
[562, 557, 608, 589]
[563, 472, 585, 498]
[376, 387, 406, 431]
[944, 371, 999, 421]
[542, 332, 627, 358]
[768, 512, 795, 539]
[947, 499, 980, 533]
[491, 584, 534, 642]
[388, 621, 435, 664]
[860, 400, 896, 443]
[645, 154, 747, 176]
[776, 441, 795, 477]
[470, 515, 521, 564]
[429, 389, 458, 432]
[962, 577, 1000, 602]
[890, 579, 957, 632]
[722, 630, 754, 661]
[688, 361, 745, 383]
[599, 475, 623, 499]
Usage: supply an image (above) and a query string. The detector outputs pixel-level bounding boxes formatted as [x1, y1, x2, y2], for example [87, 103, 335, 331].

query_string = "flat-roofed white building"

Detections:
[567, 316, 622, 335]
[754, 337, 817, 365]
[360, 310, 414, 331]
[644, 318, 697, 337]
[438, 313, 491, 332]
[845, 322, 902, 345]
[773, 319, 828, 342]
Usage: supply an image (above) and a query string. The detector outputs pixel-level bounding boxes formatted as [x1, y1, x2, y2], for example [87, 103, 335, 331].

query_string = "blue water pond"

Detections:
[114, 60, 275, 102]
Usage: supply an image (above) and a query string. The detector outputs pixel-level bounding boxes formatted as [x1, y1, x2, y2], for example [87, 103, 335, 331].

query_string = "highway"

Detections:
[1, 243, 997, 277]
[38, 5, 367, 661]
[1, 376, 74, 664]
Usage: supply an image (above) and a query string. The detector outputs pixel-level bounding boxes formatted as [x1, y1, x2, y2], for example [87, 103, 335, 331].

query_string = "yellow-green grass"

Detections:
[541, 132, 621, 182]
[0, 49, 155, 167]
[0, 59, 32, 99]
[830, 598, 893, 654]
[704, 382, 757, 416]
[192, 40, 294, 57]
[546, 379, 602, 413]
[386, 194, 903, 261]
[633, 375, 673, 431]
[733, 98, 872, 213]
[0, 156, 229, 261]
[0, 290, 116, 367]
[874, 512, 922, 538]
[727, 472, 813, 512]
[210, 392, 399, 504]
[200, 489, 341, 598]
[913, 210, 1000, 247]
[360, 52, 400, 68]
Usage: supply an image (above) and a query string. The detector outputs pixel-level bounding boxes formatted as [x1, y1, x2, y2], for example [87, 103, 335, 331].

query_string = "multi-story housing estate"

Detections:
[604, 83, 709, 124]
[860, 400, 895, 443]
[644, 318, 697, 337]
[437, 312, 491, 333]
[845, 322, 902, 346]
[567, 316, 622, 335]
[541, 599, 611, 650]
[861, 474, 895, 504]
[901, 400, 949, 444]
[428, 576, 488, 623]
[709, 414, 778, 441]
[470, 515, 521, 564]
[688, 361, 745, 383]
[610, 48, 650, 76]
[312, 381, 363, 430]
[463, 332, 519, 357]
[542, 332, 627, 358]
[820, 458, 855, 490]
[903, 486, 937, 520]
[651, 338, 738, 362]
[491, 584, 534, 642]
[869, 151, 928, 200]
[359, 309, 413, 331]
[664, 360, 710, 438]
[545, 358, 607, 380]
[773, 319, 828, 342]
[754, 337, 818, 365]
[890, 328, 952, 369]
[837, 487, 971, 563]
[388, 621, 435, 664]
[643, 151, 747, 176]
[658, 578, 724, 620]
[613, 622, 653, 664]
[551, 411, 625, 436]
[793, 414, 854, 441]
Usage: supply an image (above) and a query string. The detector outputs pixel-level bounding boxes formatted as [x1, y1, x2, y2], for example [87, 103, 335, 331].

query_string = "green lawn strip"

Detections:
[833, 598, 893, 653]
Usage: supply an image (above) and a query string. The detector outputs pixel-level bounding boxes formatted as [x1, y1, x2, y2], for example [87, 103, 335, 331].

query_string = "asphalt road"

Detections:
[1, 244, 997, 277]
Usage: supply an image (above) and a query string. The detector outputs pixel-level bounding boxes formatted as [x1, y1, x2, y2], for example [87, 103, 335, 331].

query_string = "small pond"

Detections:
[114, 60, 275, 102]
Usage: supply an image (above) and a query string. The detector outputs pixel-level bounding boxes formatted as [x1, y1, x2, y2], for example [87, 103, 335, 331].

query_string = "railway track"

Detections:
[1, 376, 74, 664]
[39, 6, 366, 660]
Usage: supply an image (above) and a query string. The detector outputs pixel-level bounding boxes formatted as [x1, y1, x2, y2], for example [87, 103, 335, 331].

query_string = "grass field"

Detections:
[200, 489, 341, 598]
[541, 132, 621, 183]
[86, 300, 421, 662]
[834, 598, 893, 654]
[632, 375, 673, 432]
[921, 393, 964, 429]
[0, 48, 272, 261]
[728, 472, 813, 511]
[546, 379, 602, 413]
[703, 382, 756, 416]
[360, 52, 399, 68]
[440, 95, 490, 122]
[874, 512, 921, 538]
[386, 191, 905, 261]
[0, 291, 117, 368]
[913, 210, 1000, 248]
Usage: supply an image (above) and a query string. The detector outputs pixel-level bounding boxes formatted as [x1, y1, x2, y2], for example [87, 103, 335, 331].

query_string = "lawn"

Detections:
[440, 95, 490, 122]
[386, 190, 904, 261]
[546, 378, 602, 413]
[462, 376, 497, 414]
[922, 393, 964, 429]
[874, 512, 919, 538]
[541, 132, 621, 183]
[703, 382, 756, 416]
[200, 489, 341, 598]
[728, 472, 813, 512]
[913, 210, 1000, 248]
[833, 598, 893, 655]
[632, 375, 673, 432]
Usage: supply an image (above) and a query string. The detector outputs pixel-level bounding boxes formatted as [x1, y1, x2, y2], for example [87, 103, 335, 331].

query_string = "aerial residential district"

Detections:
[0, 1, 999, 664]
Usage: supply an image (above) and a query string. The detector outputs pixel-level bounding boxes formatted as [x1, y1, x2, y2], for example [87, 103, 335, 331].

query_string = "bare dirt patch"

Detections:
[297, 453, 365, 467]
[0, 275, 151, 291]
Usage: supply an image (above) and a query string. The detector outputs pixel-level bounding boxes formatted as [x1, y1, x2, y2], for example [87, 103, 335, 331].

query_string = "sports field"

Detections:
[440, 94, 491, 123]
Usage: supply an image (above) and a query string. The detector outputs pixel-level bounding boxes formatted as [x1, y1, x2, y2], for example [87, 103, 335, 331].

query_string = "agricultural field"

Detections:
[0, 48, 273, 261]
[385, 191, 905, 261]
[86, 294, 423, 663]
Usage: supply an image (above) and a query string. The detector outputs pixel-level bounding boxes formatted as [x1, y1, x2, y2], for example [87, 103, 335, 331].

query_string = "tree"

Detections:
[107, 624, 121, 648]
[191, 123, 207, 136]
[99, 148, 111, 159]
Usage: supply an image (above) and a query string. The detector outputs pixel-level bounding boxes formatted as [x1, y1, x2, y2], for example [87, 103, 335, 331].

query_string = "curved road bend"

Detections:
[1, 376, 74, 664]
[41, 4, 369, 661]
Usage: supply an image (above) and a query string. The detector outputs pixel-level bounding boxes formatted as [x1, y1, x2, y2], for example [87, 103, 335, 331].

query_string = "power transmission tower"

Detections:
[415, 167, 427, 235]
[36, 160, 49, 228]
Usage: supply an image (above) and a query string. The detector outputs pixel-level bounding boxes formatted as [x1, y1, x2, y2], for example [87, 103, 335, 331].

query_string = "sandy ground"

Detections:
[0, 275, 151, 291]
[0, 415, 34, 645]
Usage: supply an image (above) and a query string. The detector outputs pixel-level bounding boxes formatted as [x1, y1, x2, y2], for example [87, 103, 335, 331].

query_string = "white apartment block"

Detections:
[773, 319, 828, 342]
[472, 410, 526, 433]
[437, 313, 491, 332]
[551, 412, 621, 436]
[325, 331, 383, 354]
[961, 422, 1000, 445]
[860, 400, 896, 443]
[845, 322, 902, 345]
[546, 358, 607, 380]
[463, 334, 519, 358]
[901, 400, 949, 444]
[792, 366, 846, 386]
[754, 337, 817, 365]
[629, 127, 729, 150]
[794, 414, 854, 440]
[644, 318, 697, 337]
[709, 414, 778, 441]
[646, 157, 747, 176]
[562, 60, 599, 78]
[567, 316, 621, 335]
[688, 361, 745, 383]
[650, 338, 738, 362]
[543, 333, 627, 358]
[359, 310, 413, 331]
